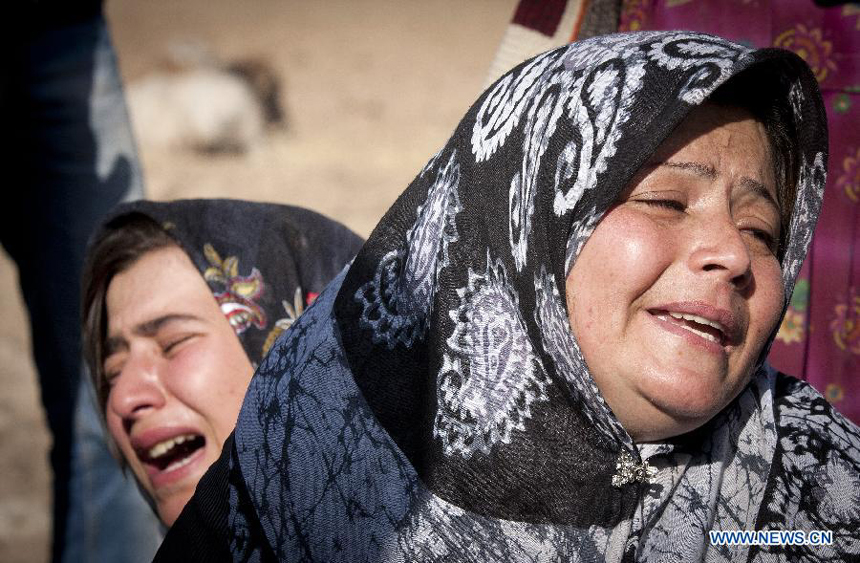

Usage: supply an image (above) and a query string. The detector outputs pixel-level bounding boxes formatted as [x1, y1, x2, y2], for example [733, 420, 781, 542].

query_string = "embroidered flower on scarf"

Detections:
[776, 279, 809, 345]
[436, 253, 549, 457]
[774, 25, 838, 83]
[835, 146, 860, 203]
[830, 286, 860, 354]
[261, 287, 311, 357]
[203, 243, 267, 334]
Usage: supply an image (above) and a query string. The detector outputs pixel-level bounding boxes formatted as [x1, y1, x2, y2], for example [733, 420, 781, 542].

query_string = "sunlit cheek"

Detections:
[212, 333, 254, 396]
[567, 210, 670, 349]
[198, 335, 253, 441]
[618, 230, 656, 273]
[167, 342, 221, 397]
[610, 213, 672, 296]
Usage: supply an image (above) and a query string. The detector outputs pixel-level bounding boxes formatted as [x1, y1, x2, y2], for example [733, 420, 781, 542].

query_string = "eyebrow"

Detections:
[104, 313, 202, 357]
[660, 160, 781, 212]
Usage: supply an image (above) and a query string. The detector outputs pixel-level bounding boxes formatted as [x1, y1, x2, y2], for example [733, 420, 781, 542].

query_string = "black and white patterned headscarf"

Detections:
[156, 32, 860, 562]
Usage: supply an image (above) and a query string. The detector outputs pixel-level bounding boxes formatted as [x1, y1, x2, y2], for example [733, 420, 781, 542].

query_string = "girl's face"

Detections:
[566, 104, 785, 442]
[103, 246, 254, 525]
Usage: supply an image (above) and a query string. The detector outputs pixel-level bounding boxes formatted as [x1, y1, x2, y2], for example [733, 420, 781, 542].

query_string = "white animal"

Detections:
[126, 44, 283, 154]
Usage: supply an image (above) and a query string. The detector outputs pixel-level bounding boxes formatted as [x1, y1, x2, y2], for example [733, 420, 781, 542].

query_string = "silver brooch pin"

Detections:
[611, 451, 656, 488]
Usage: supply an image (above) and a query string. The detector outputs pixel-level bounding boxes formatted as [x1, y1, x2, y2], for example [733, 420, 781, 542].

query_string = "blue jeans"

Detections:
[2, 13, 162, 563]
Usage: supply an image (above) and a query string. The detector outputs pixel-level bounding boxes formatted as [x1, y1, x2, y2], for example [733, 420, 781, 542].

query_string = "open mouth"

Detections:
[137, 434, 206, 473]
[651, 310, 726, 345]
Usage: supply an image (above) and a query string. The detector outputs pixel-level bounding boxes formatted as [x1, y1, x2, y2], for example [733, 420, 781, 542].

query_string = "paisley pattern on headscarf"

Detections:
[154, 33, 860, 562]
[100, 198, 364, 367]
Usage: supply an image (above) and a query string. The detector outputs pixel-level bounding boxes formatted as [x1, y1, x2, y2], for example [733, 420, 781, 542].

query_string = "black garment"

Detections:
[155, 435, 274, 563]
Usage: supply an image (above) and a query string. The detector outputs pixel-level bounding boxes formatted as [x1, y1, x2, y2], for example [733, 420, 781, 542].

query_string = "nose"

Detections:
[107, 352, 167, 421]
[688, 215, 753, 291]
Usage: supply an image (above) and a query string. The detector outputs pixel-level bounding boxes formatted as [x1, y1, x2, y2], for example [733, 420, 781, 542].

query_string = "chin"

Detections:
[157, 497, 188, 527]
[650, 362, 742, 406]
[645, 387, 745, 441]
[661, 392, 724, 419]
[630, 410, 701, 442]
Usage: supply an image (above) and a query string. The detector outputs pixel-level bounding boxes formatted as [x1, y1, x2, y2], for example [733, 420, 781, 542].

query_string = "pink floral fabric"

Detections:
[620, 0, 859, 423]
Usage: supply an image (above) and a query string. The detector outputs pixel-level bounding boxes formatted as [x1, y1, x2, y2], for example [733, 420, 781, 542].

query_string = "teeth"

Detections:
[165, 452, 197, 473]
[667, 312, 725, 335]
[148, 434, 195, 459]
[654, 312, 722, 343]
[677, 320, 719, 342]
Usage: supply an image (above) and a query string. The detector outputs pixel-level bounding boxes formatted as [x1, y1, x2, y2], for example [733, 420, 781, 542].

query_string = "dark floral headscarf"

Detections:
[92, 198, 364, 368]
[156, 33, 860, 562]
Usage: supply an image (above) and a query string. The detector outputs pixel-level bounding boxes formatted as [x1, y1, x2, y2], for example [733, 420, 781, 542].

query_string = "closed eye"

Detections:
[104, 370, 120, 388]
[743, 227, 777, 253]
[162, 333, 198, 355]
[640, 199, 685, 212]
[103, 354, 124, 387]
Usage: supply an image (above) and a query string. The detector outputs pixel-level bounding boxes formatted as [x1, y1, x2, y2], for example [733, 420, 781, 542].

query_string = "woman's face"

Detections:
[103, 246, 254, 525]
[566, 104, 785, 442]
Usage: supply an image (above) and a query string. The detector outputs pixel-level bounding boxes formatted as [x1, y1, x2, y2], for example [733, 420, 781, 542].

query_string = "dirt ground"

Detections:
[0, 1, 517, 560]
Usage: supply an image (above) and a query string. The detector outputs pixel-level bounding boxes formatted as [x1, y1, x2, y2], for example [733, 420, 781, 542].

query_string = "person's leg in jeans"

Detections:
[1, 12, 162, 562]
